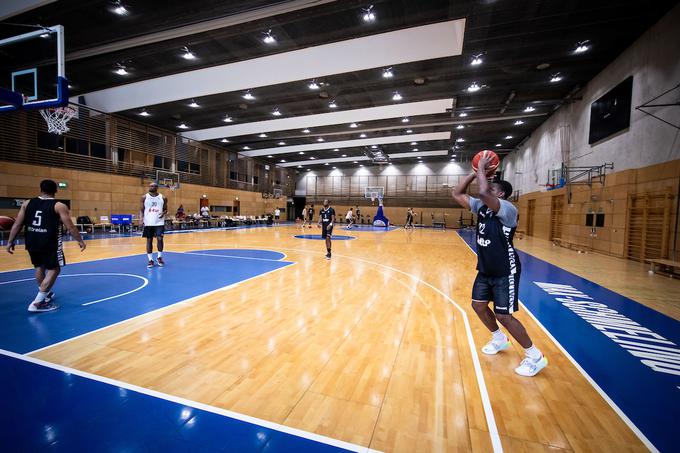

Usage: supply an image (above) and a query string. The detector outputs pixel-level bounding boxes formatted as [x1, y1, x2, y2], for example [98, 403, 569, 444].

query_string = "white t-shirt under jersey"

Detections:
[346, 210, 353, 220]
[143, 193, 165, 226]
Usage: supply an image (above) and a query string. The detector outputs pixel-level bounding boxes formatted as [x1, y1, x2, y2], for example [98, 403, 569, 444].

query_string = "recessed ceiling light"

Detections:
[452, 154, 457, 157]
[333, 148, 339, 151]
[550, 73, 563, 83]
[324, 163, 329, 166]
[297, 165, 302, 168]
[342, 154, 347, 157]
[382, 67, 393, 79]
[317, 137, 324, 142]
[262, 29, 276, 44]
[359, 133, 367, 138]
[467, 82, 481, 93]
[188, 99, 200, 108]
[40, 32, 50, 39]
[406, 129, 413, 134]
[114, 63, 128, 75]
[392, 92, 403, 101]
[362, 5, 376, 22]
[278, 141, 286, 145]
[298, 152, 305, 155]
[495, 143, 501, 147]
[258, 133, 267, 138]
[310, 157, 316, 160]
[139, 109, 150, 117]
[388, 162, 393, 165]
[371, 145, 377, 149]
[178, 123, 188, 129]
[456, 138, 465, 142]
[413, 148, 419, 152]
[401, 117, 409, 123]
[353, 161, 358, 164]
[417, 156, 422, 159]
[243, 146, 251, 150]
[524, 106, 535, 112]
[456, 124, 465, 129]
[113, 1, 128, 15]
[221, 138, 229, 143]
[459, 112, 468, 117]
[181, 46, 196, 60]
[223, 115, 233, 123]
[280, 159, 286, 163]
[272, 108, 281, 116]
[242, 90, 255, 100]
[307, 169, 311, 172]
[302, 129, 310, 133]
[471, 54, 483, 66]
[410, 141, 417, 145]
[360, 164, 364, 167]
[328, 100, 337, 108]
[349, 122, 358, 128]
[514, 120, 524, 125]
[536, 62, 551, 70]
[574, 40, 591, 54]
[267, 155, 273, 157]
[333, 166, 337, 169]
[308, 80, 320, 90]
[505, 135, 513, 139]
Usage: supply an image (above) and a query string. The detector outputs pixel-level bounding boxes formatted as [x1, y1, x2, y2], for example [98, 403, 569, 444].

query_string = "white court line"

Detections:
[0, 348, 377, 453]
[454, 231, 658, 453]
[182, 251, 288, 262]
[0, 272, 149, 306]
[25, 262, 294, 355]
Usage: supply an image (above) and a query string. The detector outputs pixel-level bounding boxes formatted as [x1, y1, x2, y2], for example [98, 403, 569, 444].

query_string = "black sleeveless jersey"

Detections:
[24, 198, 62, 251]
[320, 207, 335, 223]
[471, 198, 521, 277]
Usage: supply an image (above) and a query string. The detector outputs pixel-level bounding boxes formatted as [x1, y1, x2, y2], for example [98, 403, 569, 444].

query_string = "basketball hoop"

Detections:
[40, 106, 76, 134]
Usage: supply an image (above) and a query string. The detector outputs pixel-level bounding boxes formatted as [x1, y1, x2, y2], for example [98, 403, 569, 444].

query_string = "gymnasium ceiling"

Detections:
[2, 0, 676, 171]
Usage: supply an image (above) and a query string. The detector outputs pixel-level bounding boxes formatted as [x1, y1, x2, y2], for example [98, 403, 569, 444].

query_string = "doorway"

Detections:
[527, 199, 536, 236]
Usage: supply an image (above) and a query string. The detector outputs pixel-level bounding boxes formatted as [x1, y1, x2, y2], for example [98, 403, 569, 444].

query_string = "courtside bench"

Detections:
[645, 258, 680, 278]
[552, 237, 591, 253]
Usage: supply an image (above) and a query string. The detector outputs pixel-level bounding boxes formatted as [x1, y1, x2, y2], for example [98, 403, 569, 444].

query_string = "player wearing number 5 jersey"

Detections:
[5, 179, 86, 312]
[140, 182, 168, 268]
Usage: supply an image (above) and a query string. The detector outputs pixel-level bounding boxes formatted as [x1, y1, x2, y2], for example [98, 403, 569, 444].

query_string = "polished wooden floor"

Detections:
[3, 225, 672, 452]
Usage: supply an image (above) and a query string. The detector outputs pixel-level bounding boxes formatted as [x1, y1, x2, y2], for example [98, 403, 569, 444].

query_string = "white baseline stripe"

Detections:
[454, 231, 658, 452]
[0, 348, 376, 453]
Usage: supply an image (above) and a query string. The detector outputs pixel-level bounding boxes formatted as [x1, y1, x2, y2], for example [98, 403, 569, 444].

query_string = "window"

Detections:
[66, 138, 89, 156]
[153, 155, 171, 170]
[37, 132, 64, 151]
[177, 160, 189, 173]
[91, 142, 106, 158]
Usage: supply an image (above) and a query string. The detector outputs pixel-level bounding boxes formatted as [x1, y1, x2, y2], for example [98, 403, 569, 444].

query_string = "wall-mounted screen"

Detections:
[588, 76, 633, 144]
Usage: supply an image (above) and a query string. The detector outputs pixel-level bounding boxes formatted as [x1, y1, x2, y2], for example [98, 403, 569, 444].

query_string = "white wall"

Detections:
[503, 4, 680, 194]
[295, 161, 471, 193]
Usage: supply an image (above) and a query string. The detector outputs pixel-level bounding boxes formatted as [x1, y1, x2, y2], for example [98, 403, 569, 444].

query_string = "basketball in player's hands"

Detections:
[0, 216, 15, 231]
[472, 150, 500, 177]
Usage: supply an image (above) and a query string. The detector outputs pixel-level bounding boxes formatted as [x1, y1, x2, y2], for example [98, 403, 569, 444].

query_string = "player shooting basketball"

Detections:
[452, 153, 547, 377]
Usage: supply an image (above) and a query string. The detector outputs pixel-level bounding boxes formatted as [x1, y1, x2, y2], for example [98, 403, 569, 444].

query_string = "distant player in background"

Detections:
[274, 207, 281, 225]
[300, 205, 307, 228]
[5, 179, 86, 312]
[355, 205, 361, 225]
[345, 207, 354, 229]
[307, 203, 315, 228]
[140, 182, 167, 268]
[318, 199, 335, 260]
[452, 156, 547, 377]
[405, 208, 414, 229]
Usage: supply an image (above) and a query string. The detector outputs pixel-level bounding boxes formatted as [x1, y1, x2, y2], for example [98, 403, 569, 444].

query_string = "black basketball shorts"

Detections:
[471, 271, 520, 314]
[28, 247, 65, 270]
[321, 223, 334, 239]
[142, 225, 165, 238]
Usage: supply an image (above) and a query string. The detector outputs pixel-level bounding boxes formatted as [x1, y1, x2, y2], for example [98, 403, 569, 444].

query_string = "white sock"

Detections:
[157, 251, 163, 258]
[147, 253, 153, 260]
[525, 345, 542, 360]
[34, 291, 47, 303]
[491, 329, 507, 343]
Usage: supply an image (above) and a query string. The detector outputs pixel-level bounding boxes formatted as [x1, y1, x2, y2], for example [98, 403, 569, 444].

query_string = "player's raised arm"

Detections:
[55, 202, 86, 251]
[5, 200, 29, 254]
[476, 156, 501, 213]
[452, 173, 476, 210]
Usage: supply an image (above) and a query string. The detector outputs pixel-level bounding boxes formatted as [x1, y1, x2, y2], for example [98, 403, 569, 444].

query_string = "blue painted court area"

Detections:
[457, 230, 680, 452]
[0, 249, 293, 354]
[294, 235, 355, 240]
[0, 351, 355, 452]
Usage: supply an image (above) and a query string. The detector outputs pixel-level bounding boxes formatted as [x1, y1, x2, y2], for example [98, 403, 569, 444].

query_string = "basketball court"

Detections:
[1, 1, 679, 452]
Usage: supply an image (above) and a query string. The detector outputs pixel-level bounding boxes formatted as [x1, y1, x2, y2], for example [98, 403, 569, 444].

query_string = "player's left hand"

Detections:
[478, 155, 490, 172]
[5, 242, 15, 254]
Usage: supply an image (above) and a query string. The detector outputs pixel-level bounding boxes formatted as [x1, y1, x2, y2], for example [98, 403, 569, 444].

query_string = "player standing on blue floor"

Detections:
[452, 156, 547, 377]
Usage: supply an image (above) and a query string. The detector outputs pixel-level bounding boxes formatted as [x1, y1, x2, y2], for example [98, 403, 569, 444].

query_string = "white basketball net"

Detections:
[40, 106, 76, 135]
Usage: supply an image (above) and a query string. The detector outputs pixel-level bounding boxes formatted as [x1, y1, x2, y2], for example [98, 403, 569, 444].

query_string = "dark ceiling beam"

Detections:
[65, 0, 338, 62]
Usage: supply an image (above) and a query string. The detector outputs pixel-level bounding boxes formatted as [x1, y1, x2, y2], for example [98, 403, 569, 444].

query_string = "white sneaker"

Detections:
[481, 339, 511, 355]
[514, 356, 548, 377]
[28, 300, 59, 312]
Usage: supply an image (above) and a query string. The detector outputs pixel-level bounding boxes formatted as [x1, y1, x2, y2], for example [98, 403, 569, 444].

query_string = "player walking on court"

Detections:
[307, 203, 315, 229]
[345, 207, 354, 229]
[452, 156, 547, 377]
[274, 207, 281, 226]
[318, 199, 335, 260]
[140, 182, 167, 268]
[300, 205, 307, 228]
[405, 207, 414, 229]
[5, 179, 86, 312]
